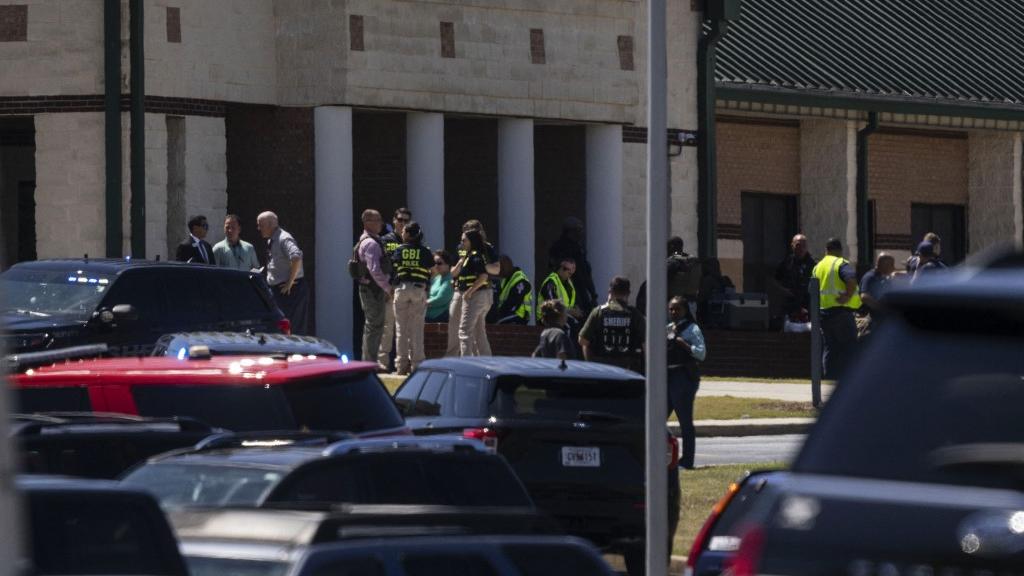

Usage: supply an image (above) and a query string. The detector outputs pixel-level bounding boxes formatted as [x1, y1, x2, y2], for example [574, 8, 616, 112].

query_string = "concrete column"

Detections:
[498, 118, 535, 293]
[406, 112, 445, 250]
[800, 119, 858, 262]
[968, 131, 1024, 252]
[314, 106, 354, 354]
[586, 124, 624, 295]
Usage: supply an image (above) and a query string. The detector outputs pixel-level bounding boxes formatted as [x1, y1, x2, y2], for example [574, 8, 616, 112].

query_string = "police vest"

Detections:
[394, 244, 431, 283]
[537, 273, 575, 320]
[499, 270, 533, 320]
[596, 304, 639, 358]
[456, 251, 483, 292]
[813, 254, 862, 310]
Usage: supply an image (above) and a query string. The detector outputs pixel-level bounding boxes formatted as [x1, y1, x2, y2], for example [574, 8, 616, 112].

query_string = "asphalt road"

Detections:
[692, 434, 805, 467]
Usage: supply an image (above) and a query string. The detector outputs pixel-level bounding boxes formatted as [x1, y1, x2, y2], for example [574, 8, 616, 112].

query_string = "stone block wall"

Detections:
[183, 115, 227, 246]
[799, 119, 856, 261]
[0, 1, 103, 97]
[33, 112, 105, 259]
[968, 131, 1023, 253]
[145, 0, 276, 103]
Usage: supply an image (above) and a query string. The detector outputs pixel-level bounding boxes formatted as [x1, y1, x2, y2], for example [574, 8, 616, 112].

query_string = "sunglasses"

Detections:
[560, 266, 574, 272]
[396, 217, 411, 223]
[434, 259, 445, 265]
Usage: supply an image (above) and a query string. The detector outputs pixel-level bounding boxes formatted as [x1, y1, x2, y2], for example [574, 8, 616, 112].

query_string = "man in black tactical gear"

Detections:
[578, 276, 646, 372]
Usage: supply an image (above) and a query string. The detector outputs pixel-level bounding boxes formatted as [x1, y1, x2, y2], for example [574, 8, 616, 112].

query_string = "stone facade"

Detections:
[799, 119, 857, 262]
[968, 131, 1024, 253]
[33, 112, 105, 259]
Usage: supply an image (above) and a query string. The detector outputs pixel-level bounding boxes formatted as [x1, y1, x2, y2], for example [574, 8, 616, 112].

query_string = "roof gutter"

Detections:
[717, 85, 1024, 123]
[856, 112, 879, 271]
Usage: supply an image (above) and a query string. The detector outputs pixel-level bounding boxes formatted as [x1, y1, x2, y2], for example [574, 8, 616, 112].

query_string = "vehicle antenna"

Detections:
[559, 358, 568, 371]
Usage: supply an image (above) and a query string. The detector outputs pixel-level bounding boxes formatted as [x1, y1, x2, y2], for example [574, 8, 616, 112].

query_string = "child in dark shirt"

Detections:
[532, 299, 577, 360]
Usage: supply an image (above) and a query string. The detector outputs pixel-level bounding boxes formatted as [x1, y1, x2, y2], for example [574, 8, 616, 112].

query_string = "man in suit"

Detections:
[175, 214, 214, 264]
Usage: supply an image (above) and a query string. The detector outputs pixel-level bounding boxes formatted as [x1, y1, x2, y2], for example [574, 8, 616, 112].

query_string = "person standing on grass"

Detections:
[667, 296, 706, 470]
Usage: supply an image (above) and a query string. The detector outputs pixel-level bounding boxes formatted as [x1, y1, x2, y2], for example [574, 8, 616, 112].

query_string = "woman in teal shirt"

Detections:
[426, 250, 454, 322]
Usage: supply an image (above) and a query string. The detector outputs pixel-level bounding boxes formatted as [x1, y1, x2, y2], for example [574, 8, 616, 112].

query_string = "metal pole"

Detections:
[103, 0, 122, 257]
[129, 0, 146, 258]
[810, 281, 822, 407]
[645, 0, 669, 574]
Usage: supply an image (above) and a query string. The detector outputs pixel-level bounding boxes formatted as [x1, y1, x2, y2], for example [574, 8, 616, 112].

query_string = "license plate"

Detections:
[561, 446, 600, 467]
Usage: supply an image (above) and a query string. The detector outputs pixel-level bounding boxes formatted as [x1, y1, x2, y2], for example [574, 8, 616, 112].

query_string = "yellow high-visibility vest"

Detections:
[499, 269, 533, 320]
[537, 273, 575, 320]
[813, 254, 862, 310]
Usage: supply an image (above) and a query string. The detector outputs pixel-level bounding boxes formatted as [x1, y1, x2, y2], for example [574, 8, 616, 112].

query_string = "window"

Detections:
[452, 376, 489, 418]
[158, 270, 220, 326]
[409, 371, 450, 417]
[15, 387, 91, 412]
[185, 557, 289, 576]
[281, 374, 404, 433]
[911, 203, 966, 265]
[305, 556, 385, 576]
[403, 553, 498, 576]
[100, 269, 165, 323]
[492, 377, 645, 422]
[741, 192, 798, 293]
[505, 544, 608, 576]
[394, 371, 430, 415]
[207, 274, 275, 321]
[0, 267, 112, 321]
[122, 463, 282, 507]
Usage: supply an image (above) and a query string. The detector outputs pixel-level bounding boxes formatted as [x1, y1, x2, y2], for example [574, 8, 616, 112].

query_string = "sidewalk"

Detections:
[684, 379, 834, 437]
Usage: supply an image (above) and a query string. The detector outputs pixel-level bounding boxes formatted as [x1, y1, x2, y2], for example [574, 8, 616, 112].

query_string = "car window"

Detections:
[452, 376, 488, 418]
[504, 544, 609, 576]
[100, 269, 164, 322]
[412, 372, 449, 417]
[794, 316, 1024, 489]
[0, 267, 113, 321]
[282, 373, 404, 433]
[185, 557, 289, 576]
[122, 463, 283, 507]
[303, 555, 385, 576]
[401, 553, 498, 576]
[15, 387, 92, 412]
[206, 274, 275, 321]
[27, 493, 179, 575]
[491, 377, 644, 422]
[271, 453, 532, 507]
[159, 270, 220, 325]
[395, 371, 430, 415]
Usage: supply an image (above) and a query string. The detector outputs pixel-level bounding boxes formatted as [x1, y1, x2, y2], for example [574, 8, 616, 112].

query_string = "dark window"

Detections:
[492, 377, 645, 422]
[394, 371, 430, 415]
[206, 275, 275, 321]
[0, 267, 114, 321]
[122, 463, 283, 508]
[131, 374, 403, 432]
[411, 371, 449, 417]
[15, 387, 91, 412]
[795, 312, 1024, 490]
[403, 553, 497, 576]
[158, 270, 219, 326]
[27, 494, 178, 575]
[272, 453, 531, 507]
[741, 192, 798, 293]
[184, 557, 289, 576]
[505, 544, 608, 576]
[911, 203, 966, 265]
[305, 556, 384, 576]
[452, 376, 489, 418]
[101, 270, 165, 323]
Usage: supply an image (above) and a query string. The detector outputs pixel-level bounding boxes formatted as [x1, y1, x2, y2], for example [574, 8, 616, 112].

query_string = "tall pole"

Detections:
[103, 0, 122, 257]
[129, 0, 146, 258]
[645, 0, 669, 574]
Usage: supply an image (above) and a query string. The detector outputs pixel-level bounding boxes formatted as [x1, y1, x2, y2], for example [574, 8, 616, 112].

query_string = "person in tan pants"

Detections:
[390, 221, 433, 375]
[452, 230, 491, 357]
[445, 220, 498, 356]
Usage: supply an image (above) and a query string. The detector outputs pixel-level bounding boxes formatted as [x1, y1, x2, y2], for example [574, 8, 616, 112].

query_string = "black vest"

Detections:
[596, 303, 639, 358]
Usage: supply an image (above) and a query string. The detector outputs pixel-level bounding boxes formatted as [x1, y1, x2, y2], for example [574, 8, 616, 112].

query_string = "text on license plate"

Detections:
[561, 446, 601, 467]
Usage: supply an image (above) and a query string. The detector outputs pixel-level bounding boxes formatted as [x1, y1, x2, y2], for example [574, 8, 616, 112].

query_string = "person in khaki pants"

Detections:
[445, 220, 499, 356]
[390, 221, 433, 375]
[452, 229, 491, 357]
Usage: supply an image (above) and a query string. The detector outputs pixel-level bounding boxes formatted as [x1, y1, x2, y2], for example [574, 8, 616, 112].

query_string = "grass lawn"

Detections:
[674, 462, 786, 557]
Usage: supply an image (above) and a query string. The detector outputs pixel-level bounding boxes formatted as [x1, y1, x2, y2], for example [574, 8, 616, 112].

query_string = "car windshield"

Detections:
[795, 310, 1024, 490]
[122, 463, 284, 507]
[185, 556, 290, 576]
[0, 267, 112, 320]
[130, 373, 404, 432]
[491, 377, 645, 422]
[271, 453, 531, 507]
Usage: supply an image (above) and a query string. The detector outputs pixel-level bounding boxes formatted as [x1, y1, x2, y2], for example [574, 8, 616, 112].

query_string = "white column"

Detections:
[314, 106, 354, 354]
[800, 119, 858, 262]
[498, 118, 535, 295]
[406, 113, 445, 250]
[586, 124, 624, 296]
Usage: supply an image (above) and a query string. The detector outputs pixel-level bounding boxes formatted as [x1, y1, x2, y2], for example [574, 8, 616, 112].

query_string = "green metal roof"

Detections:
[715, 0, 1024, 117]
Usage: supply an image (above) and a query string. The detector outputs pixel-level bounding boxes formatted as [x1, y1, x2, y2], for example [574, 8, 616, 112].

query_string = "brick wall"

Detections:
[716, 120, 801, 227]
[534, 124, 586, 278]
[868, 130, 968, 243]
[224, 104, 315, 321]
[444, 117, 498, 249]
[423, 323, 543, 358]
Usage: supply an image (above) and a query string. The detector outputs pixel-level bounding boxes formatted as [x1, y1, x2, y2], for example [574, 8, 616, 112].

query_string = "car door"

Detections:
[400, 371, 457, 434]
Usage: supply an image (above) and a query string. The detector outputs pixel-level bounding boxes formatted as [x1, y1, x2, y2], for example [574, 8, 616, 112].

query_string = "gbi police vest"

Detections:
[394, 244, 431, 283]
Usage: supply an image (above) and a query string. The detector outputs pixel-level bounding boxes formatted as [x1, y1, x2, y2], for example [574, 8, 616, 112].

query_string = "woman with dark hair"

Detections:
[667, 295, 706, 469]
[389, 220, 433, 375]
[451, 229, 491, 356]
[426, 250, 455, 323]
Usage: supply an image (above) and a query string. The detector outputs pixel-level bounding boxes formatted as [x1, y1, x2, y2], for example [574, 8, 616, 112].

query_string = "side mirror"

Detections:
[111, 304, 138, 321]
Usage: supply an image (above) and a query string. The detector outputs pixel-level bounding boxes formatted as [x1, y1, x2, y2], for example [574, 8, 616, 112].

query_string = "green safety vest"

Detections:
[499, 269, 533, 320]
[394, 245, 430, 282]
[813, 254, 862, 310]
[537, 273, 575, 320]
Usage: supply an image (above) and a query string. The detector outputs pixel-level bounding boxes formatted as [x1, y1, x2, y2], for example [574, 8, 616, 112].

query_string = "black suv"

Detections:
[393, 357, 681, 575]
[724, 268, 1024, 575]
[1, 259, 285, 356]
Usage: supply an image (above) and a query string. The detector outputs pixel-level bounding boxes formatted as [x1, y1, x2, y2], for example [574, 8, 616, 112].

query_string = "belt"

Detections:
[398, 281, 426, 288]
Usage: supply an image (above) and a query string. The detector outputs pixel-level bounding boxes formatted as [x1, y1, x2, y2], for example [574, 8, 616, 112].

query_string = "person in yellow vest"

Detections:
[812, 237, 862, 380]
[494, 255, 532, 325]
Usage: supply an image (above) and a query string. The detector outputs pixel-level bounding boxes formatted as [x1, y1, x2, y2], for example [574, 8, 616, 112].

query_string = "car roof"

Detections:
[156, 332, 340, 358]
[416, 357, 644, 380]
[12, 356, 377, 387]
[4, 258, 260, 276]
[17, 474, 149, 495]
[883, 269, 1024, 310]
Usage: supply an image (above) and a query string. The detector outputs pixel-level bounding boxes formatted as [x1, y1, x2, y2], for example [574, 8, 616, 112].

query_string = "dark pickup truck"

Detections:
[725, 267, 1024, 575]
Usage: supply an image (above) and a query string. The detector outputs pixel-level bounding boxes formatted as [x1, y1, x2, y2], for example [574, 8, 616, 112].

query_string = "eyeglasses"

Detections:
[396, 217, 410, 223]
[560, 266, 574, 272]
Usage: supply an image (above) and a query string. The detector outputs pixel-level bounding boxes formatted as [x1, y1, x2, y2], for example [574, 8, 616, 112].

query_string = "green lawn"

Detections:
[674, 462, 786, 557]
